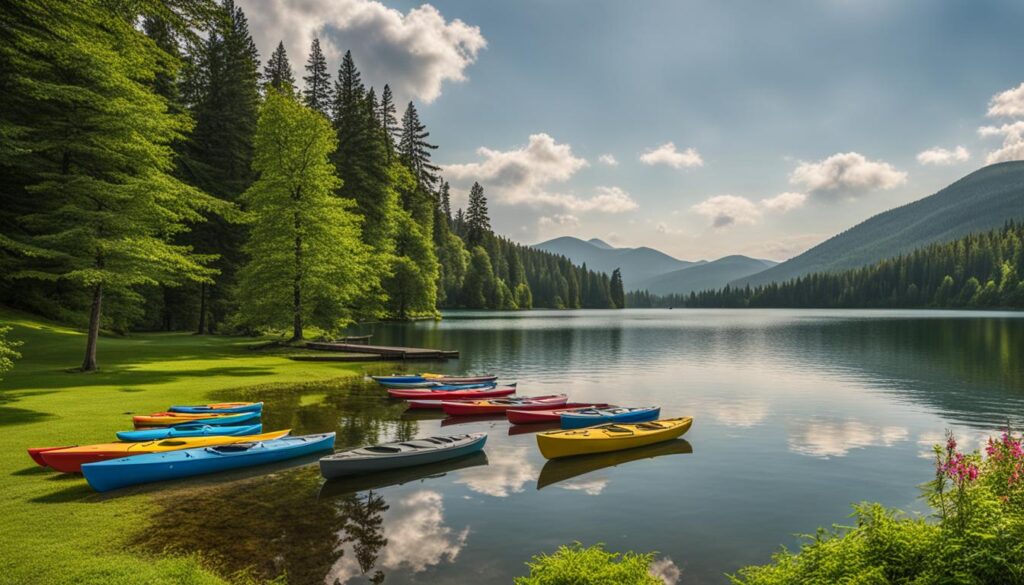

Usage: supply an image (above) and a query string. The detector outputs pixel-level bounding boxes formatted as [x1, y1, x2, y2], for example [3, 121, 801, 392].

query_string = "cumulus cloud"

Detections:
[240, 0, 486, 103]
[789, 152, 907, 197]
[640, 142, 704, 169]
[443, 134, 638, 213]
[987, 82, 1024, 118]
[978, 121, 1024, 164]
[598, 154, 619, 166]
[538, 214, 580, 228]
[916, 146, 970, 166]
[692, 195, 762, 228]
[761, 191, 807, 212]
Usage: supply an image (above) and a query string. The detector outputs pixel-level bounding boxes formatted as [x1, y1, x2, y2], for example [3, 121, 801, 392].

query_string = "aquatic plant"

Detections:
[515, 543, 663, 585]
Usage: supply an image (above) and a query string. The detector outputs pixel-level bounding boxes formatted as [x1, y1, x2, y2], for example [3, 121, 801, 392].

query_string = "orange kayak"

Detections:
[132, 410, 260, 428]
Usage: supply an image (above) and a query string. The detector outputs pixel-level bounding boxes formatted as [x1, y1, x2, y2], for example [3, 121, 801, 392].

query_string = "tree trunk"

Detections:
[291, 211, 303, 342]
[81, 283, 103, 371]
[196, 281, 207, 335]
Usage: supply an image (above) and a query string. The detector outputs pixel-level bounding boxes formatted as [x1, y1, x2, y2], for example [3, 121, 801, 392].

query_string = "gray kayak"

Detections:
[319, 432, 487, 479]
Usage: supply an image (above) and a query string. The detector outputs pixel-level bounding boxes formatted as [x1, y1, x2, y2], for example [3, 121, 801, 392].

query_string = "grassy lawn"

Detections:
[0, 307, 366, 585]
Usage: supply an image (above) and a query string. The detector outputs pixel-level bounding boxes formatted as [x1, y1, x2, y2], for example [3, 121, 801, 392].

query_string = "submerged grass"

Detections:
[0, 307, 366, 585]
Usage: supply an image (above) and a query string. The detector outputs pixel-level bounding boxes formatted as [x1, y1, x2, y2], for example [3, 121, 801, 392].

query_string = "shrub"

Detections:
[515, 543, 662, 585]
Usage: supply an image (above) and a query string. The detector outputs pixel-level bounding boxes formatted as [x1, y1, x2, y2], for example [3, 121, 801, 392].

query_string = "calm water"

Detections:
[140, 309, 1024, 584]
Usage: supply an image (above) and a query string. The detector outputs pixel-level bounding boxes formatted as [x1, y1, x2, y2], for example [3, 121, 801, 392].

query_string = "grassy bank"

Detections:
[0, 308, 365, 585]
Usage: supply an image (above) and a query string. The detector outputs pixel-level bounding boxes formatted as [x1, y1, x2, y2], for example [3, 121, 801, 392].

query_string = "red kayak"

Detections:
[388, 385, 518, 400]
[442, 394, 568, 416]
[506, 403, 613, 425]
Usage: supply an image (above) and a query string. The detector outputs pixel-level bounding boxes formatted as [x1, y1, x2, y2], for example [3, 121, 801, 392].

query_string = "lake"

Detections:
[140, 309, 1024, 584]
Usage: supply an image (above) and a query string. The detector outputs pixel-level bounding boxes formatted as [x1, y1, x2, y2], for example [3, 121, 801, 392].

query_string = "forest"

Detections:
[627, 222, 1024, 310]
[0, 0, 625, 370]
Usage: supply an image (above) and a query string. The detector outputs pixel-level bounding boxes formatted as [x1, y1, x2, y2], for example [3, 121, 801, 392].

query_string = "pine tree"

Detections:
[332, 50, 364, 129]
[466, 182, 491, 246]
[610, 268, 626, 308]
[236, 90, 371, 340]
[263, 41, 295, 91]
[0, 0, 226, 369]
[302, 38, 333, 116]
[378, 84, 400, 158]
[0, 325, 21, 381]
[439, 181, 453, 221]
[398, 101, 440, 191]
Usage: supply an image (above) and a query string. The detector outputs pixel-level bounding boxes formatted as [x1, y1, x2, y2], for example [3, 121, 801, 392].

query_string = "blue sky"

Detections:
[241, 0, 1024, 261]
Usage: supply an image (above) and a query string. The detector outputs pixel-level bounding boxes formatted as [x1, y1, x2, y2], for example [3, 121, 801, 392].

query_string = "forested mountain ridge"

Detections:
[733, 161, 1024, 288]
[630, 222, 1024, 309]
[533, 236, 700, 288]
[631, 255, 776, 296]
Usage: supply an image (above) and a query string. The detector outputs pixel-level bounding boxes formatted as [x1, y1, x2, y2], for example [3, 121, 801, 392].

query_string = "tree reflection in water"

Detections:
[336, 491, 389, 584]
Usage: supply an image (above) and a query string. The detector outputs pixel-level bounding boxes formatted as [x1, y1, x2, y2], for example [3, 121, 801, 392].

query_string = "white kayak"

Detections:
[319, 433, 487, 479]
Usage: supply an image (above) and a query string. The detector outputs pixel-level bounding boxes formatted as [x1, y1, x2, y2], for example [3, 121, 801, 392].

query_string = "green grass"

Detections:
[0, 307, 365, 585]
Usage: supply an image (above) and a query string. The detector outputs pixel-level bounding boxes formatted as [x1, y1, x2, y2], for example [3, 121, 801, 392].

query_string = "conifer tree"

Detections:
[263, 41, 295, 91]
[302, 38, 333, 116]
[378, 84, 400, 158]
[399, 101, 440, 191]
[236, 90, 370, 340]
[439, 181, 453, 222]
[0, 0, 226, 369]
[610, 268, 626, 308]
[0, 326, 21, 381]
[466, 182, 491, 246]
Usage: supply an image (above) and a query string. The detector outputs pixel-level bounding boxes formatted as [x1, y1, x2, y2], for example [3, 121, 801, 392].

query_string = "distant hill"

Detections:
[733, 161, 1024, 288]
[633, 255, 777, 295]
[532, 236, 701, 287]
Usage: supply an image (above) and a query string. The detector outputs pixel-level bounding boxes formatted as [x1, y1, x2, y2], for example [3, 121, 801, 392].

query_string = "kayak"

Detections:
[380, 380, 497, 390]
[537, 439, 693, 490]
[168, 402, 263, 414]
[442, 395, 568, 416]
[132, 411, 260, 428]
[560, 406, 661, 429]
[506, 403, 613, 425]
[319, 451, 488, 498]
[388, 385, 517, 400]
[116, 423, 263, 442]
[82, 433, 335, 492]
[319, 432, 487, 479]
[371, 374, 498, 386]
[33, 429, 290, 473]
[537, 417, 693, 459]
[27, 446, 73, 467]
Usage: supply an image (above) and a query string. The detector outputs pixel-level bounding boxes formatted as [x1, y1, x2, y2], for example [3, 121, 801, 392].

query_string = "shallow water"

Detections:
[140, 309, 1024, 584]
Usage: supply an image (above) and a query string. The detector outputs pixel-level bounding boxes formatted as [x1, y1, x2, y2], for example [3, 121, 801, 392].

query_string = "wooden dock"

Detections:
[304, 341, 459, 361]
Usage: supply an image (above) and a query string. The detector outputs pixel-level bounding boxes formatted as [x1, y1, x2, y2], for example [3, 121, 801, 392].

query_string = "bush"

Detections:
[515, 543, 662, 585]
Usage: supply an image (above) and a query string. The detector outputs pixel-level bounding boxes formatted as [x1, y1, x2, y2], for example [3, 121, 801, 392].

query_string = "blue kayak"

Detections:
[82, 433, 336, 492]
[427, 382, 498, 391]
[560, 407, 661, 429]
[116, 423, 263, 442]
[168, 402, 264, 414]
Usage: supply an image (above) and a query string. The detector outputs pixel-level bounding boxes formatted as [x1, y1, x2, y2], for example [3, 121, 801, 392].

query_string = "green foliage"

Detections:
[398, 101, 440, 191]
[235, 90, 370, 339]
[631, 222, 1024, 310]
[515, 543, 661, 585]
[0, 324, 21, 380]
[466, 182, 490, 247]
[262, 41, 295, 92]
[463, 246, 497, 308]
[302, 37, 333, 116]
[610, 268, 626, 309]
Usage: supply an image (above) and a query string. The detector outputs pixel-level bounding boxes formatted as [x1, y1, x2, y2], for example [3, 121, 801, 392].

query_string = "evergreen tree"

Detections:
[332, 50, 364, 130]
[610, 268, 626, 308]
[0, 0, 225, 369]
[398, 101, 440, 191]
[263, 41, 295, 91]
[378, 84, 400, 158]
[0, 325, 21, 381]
[302, 38, 333, 116]
[466, 182, 490, 246]
[236, 90, 370, 340]
[463, 246, 496, 308]
[439, 181, 453, 222]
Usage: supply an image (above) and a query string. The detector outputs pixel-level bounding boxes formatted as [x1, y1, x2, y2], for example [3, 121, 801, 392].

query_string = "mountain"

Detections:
[532, 236, 701, 287]
[632, 255, 778, 295]
[733, 161, 1024, 288]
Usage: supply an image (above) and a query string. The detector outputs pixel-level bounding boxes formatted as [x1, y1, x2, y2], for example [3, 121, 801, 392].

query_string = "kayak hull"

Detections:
[132, 411, 260, 428]
[372, 374, 498, 386]
[116, 424, 263, 442]
[537, 417, 693, 459]
[27, 446, 73, 467]
[37, 430, 290, 473]
[82, 433, 335, 492]
[388, 386, 516, 400]
[320, 433, 487, 479]
[168, 402, 263, 414]
[442, 395, 568, 416]
[506, 404, 612, 425]
[560, 407, 661, 429]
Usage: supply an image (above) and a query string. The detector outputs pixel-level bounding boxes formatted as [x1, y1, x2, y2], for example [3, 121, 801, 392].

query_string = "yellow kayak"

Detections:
[37, 430, 290, 473]
[536, 417, 693, 459]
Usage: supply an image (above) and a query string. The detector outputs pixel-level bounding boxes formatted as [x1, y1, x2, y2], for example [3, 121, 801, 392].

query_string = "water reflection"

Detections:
[537, 440, 693, 491]
[454, 444, 536, 497]
[786, 419, 909, 458]
[709, 399, 770, 428]
[319, 452, 488, 498]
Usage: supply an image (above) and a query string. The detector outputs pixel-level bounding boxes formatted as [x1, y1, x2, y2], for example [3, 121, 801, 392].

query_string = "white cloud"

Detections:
[443, 134, 638, 213]
[987, 82, 1024, 118]
[598, 154, 619, 166]
[710, 399, 769, 428]
[538, 214, 580, 228]
[761, 191, 807, 212]
[788, 420, 908, 458]
[454, 445, 535, 497]
[649, 557, 682, 585]
[978, 121, 1024, 164]
[555, 479, 608, 496]
[640, 142, 704, 169]
[916, 146, 970, 166]
[240, 0, 486, 103]
[692, 195, 762, 228]
[789, 152, 907, 197]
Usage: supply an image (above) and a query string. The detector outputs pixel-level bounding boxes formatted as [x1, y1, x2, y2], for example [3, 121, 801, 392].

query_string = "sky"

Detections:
[238, 0, 1024, 262]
